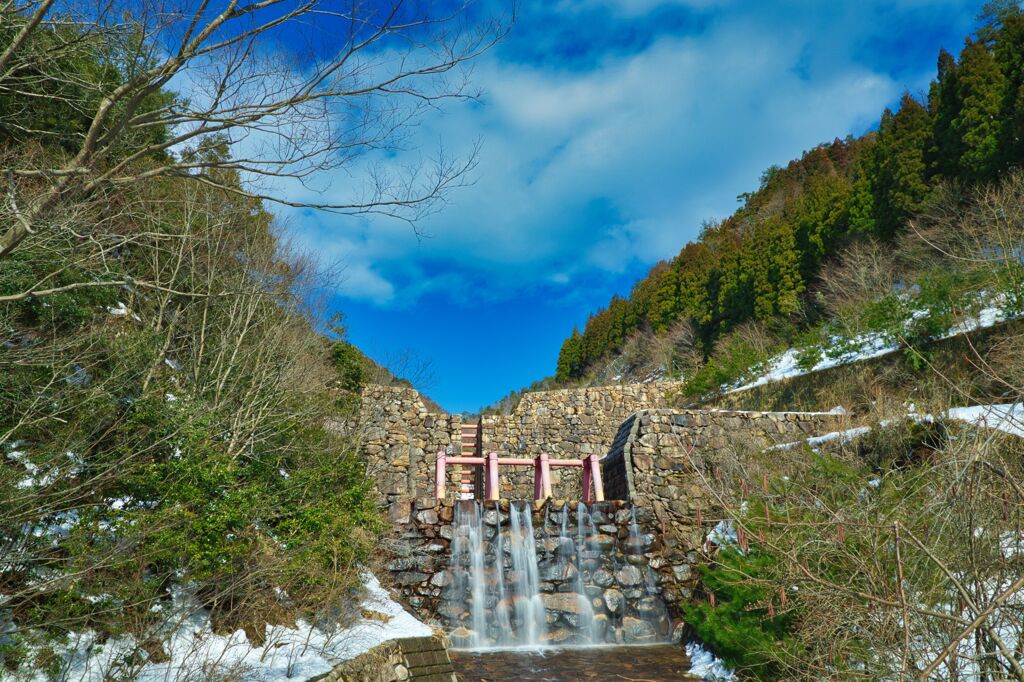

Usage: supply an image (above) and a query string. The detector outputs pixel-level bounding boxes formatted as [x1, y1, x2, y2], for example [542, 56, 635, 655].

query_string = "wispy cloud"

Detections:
[280, 0, 978, 310]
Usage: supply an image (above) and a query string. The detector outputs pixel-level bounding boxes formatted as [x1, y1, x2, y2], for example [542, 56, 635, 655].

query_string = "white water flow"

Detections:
[574, 502, 599, 644]
[451, 501, 547, 648]
[450, 502, 489, 647]
[446, 501, 671, 648]
[629, 506, 660, 596]
[507, 502, 547, 646]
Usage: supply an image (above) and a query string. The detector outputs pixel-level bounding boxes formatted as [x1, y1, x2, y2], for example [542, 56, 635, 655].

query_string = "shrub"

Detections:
[684, 549, 796, 680]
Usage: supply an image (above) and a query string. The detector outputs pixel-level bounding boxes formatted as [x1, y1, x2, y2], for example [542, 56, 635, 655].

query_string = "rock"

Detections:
[622, 616, 658, 644]
[439, 525, 454, 540]
[386, 557, 414, 571]
[542, 592, 588, 615]
[671, 621, 686, 644]
[603, 588, 624, 615]
[616, 565, 643, 586]
[394, 663, 410, 681]
[592, 568, 614, 588]
[394, 571, 428, 586]
[587, 534, 616, 551]
[636, 596, 665, 618]
[430, 570, 453, 587]
[388, 501, 411, 525]
[449, 627, 475, 647]
[542, 627, 573, 644]
[671, 564, 692, 582]
[416, 509, 439, 525]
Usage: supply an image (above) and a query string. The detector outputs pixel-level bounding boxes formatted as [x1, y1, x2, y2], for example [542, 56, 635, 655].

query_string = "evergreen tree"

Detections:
[992, 5, 1024, 169]
[954, 38, 1007, 181]
[748, 217, 804, 319]
[928, 49, 963, 179]
[555, 328, 584, 381]
[847, 143, 878, 235]
[873, 94, 932, 238]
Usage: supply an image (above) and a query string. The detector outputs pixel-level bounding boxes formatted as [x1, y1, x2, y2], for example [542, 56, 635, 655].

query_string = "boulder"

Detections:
[603, 588, 624, 615]
[415, 509, 439, 525]
[615, 565, 643, 587]
[622, 616, 658, 644]
[541, 592, 587, 615]
[592, 568, 614, 588]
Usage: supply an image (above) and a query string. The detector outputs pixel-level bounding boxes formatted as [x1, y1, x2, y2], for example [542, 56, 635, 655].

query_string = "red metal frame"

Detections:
[434, 450, 604, 502]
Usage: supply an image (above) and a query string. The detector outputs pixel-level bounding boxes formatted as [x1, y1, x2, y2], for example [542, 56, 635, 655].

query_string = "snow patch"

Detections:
[686, 641, 736, 680]
[729, 299, 1016, 394]
[24, 572, 431, 681]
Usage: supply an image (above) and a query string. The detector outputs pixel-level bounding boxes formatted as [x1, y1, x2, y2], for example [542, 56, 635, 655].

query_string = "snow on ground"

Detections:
[32, 573, 431, 682]
[945, 403, 1024, 438]
[768, 403, 1024, 455]
[729, 299, 1017, 394]
[686, 641, 736, 681]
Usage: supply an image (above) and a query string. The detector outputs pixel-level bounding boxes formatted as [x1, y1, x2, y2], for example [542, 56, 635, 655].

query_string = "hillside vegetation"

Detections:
[0, 2, 487, 678]
[553, 3, 1024, 392]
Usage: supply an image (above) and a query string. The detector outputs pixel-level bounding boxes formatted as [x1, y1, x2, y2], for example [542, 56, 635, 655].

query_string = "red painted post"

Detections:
[533, 457, 542, 500]
[582, 456, 592, 504]
[589, 454, 605, 502]
[486, 451, 500, 501]
[540, 452, 552, 500]
[435, 449, 446, 499]
[534, 453, 552, 500]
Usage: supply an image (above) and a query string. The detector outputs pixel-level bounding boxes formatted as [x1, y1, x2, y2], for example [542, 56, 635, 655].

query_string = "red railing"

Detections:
[435, 450, 604, 503]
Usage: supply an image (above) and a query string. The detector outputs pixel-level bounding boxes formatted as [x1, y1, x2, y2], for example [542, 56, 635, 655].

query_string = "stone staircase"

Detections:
[458, 422, 479, 499]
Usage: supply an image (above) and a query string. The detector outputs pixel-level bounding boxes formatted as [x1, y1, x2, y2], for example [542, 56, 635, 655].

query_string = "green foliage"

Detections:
[555, 327, 584, 381]
[872, 95, 932, 238]
[330, 341, 370, 392]
[954, 39, 1007, 181]
[684, 549, 797, 680]
[553, 13, 1024, 385]
[681, 334, 776, 398]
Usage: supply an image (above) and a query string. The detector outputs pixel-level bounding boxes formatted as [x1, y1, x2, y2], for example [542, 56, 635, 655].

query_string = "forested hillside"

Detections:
[554, 2, 1024, 386]
[0, 1, 491, 677]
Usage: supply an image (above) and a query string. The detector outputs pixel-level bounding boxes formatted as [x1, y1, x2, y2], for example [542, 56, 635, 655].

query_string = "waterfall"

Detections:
[444, 500, 670, 649]
[507, 502, 547, 646]
[574, 502, 598, 644]
[448, 501, 546, 648]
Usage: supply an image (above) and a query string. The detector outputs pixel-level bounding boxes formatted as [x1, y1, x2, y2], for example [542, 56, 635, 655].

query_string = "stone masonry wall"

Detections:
[601, 408, 846, 595]
[311, 635, 455, 682]
[480, 382, 680, 499]
[384, 497, 692, 643]
[357, 385, 465, 504]
[358, 382, 681, 502]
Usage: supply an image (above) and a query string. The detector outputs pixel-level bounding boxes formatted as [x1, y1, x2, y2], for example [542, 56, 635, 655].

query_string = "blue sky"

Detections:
[280, 0, 983, 413]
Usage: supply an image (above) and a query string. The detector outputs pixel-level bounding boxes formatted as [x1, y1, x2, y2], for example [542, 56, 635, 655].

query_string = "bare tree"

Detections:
[0, 0, 509, 260]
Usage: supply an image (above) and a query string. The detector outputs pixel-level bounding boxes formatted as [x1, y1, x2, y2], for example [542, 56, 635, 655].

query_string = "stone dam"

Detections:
[344, 382, 846, 679]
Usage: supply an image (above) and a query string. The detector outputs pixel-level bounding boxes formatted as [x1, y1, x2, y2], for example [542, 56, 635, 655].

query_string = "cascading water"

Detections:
[507, 502, 547, 646]
[574, 502, 599, 644]
[445, 500, 671, 649]
[448, 501, 546, 648]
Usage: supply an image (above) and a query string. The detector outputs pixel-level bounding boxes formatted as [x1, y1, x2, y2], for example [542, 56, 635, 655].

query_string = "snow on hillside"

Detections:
[729, 298, 1017, 394]
[25, 573, 431, 682]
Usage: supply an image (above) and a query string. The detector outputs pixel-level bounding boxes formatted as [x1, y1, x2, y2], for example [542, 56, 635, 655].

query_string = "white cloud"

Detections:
[275, 0, 977, 307]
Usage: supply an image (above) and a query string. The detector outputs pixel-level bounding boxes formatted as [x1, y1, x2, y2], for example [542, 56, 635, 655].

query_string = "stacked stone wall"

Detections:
[601, 408, 846, 591]
[480, 382, 679, 498]
[358, 382, 682, 501]
[357, 385, 465, 504]
[384, 498, 692, 643]
[311, 635, 455, 682]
